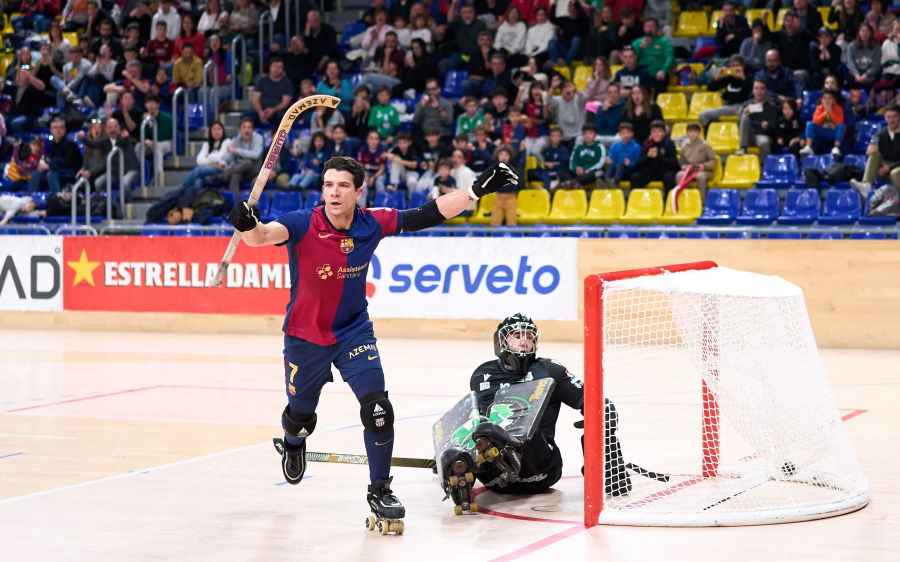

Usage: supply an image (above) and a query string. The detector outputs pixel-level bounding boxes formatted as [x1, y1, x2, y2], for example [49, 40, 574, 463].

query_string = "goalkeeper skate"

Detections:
[433, 393, 481, 514]
[365, 477, 406, 535]
[472, 422, 523, 487]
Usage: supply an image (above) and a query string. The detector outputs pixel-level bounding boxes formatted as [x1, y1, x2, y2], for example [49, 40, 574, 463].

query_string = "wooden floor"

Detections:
[1, 330, 898, 561]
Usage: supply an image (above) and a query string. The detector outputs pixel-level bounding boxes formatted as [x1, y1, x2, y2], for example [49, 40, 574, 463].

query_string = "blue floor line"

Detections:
[276, 476, 313, 485]
[0, 452, 25, 459]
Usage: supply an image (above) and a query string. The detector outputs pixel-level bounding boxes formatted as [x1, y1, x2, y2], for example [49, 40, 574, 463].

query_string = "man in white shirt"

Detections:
[152, 0, 181, 41]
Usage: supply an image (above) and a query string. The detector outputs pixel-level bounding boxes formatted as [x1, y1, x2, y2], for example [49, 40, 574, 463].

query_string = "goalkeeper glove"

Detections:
[229, 200, 261, 232]
[468, 162, 520, 201]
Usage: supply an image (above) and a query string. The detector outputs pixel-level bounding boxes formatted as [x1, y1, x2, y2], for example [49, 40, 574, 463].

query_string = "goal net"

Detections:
[583, 262, 868, 526]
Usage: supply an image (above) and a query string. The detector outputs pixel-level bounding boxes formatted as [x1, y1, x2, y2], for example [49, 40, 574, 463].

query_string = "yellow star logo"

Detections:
[67, 249, 101, 287]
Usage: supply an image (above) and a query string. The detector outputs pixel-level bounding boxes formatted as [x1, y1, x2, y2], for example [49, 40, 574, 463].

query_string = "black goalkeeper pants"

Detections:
[479, 432, 563, 495]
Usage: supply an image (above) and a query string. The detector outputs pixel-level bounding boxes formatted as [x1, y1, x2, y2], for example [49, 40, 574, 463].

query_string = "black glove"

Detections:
[469, 162, 520, 200]
[229, 200, 261, 232]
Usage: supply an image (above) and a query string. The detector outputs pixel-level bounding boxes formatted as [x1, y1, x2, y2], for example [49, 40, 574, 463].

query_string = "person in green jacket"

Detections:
[559, 124, 607, 189]
[631, 18, 674, 94]
[141, 93, 173, 175]
[368, 85, 401, 145]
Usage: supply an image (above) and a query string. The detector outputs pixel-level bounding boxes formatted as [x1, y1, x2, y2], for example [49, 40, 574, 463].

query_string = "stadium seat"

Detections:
[718, 155, 761, 189]
[619, 189, 665, 225]
[795, 154, 835, 188]
[849, 230, 889, 240]
[808, 230, 844, 240]
[685, 230, 720, 239]
[799, 90, 820, 121]
[0, 54, 14, 78]
[669, 63, 706, 93]
[777, 189, 821, 225]
[609, 65, 623, 77]
[725, 231, 762, 239]
[833, 154, 867, 189]
[819, 189, 861, 225]
[468, 193, 497, 225]
[644, 228, 681, 239]
[691, 36, 718, 60]
[304, 191, 322, 209]
[573, 66, 592, 91]
[853, 121, 885, 154]
[374, 191, 407, 210]
[670, 122, 699, 141]
[417, 225, 451, 237]
[607, 226, 642, 238]
[674, 11, 709, 37]
[173, 228, 206, 237]
[709, 11, 724, 31]
[492, 225, 525, 237]
[408, 190, 429, 209]
[657, 93, 689, 123]
[553, 66, 572, 81]
[859, 189, 898, 226]
[767, 230, 803, 239]
[268, 191, 303, 218]
[544, 189, 588, 225]
[442, 70, 467, 98]
[529, 224, 563, 237]
[516, 189, 551, 225]
[141, 225, 170, 236]
[820, 7, 837, 30]
[583, 189, 626, 224]
[658, 188, 703, 225]
[686, 92, 722, 121]
[774, 8, 787, 30]
[756, 155, 799, 189]
[736, 188, 780, 224]
[241, 190, 270, 216]
[339, 22, 367, 51]
[745, 9, 774, 29]
[707, 122, 740, 154]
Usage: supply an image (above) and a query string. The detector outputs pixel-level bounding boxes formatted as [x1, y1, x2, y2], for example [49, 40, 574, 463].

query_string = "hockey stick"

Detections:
[210, 94, 342, 288]
[306, 451, 437, 470]
[626, 462, 670, 483]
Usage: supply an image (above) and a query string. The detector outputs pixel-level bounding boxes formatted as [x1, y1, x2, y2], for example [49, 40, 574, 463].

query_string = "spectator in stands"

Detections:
[32, 44, 59, 96]
[847, 24, 882, 89]
[121, 24, 144, 59]
[443, 0, 488, 72]
[811, 27, 843, 90]
[83, 117, 141, 201]
[480, 54, 514, 103]
[520, 81, 551, 159]
[90, 19, 123, 63]
[362, 0, 388, 26]
[386, 131, 420, 192]
[716, 2, 750, 58]
[8, 137, 45, 192]
[450, 148, 478, 200]
[614, 46, 651, 98]
[483, 145, 516, 225]
[175, 16, 206, 59]
[330, 125, 356, 158]
[202, 35, 232, 106]
[466, 129, 494, 172]
[391, 0, 415, 26]
[149, 65, 173, 106]
[605, 6, 642, 64]
[368, 85, 400, 145]
[457, 96, 485, 139]
[54, 48, 92, 107]
[122, 37, 147, 75]
[428, 158, 456, 200]
[461, 31, 496, 97]
[218, 116, 263, 195]
[883, 21, 900, 87]
[121, 1, 153, 42]
[104, 60, 149, 109]
[198, 0, 225, 34]
[48, 21, 73, 68]
[403, 38, 438, 94]
[0, 194, 44, 226]
[829, 0, 864, 58]
[141, 93, 172, 175]
[152, 0, 181, 41]
[585, 57, 613, 103]
[604, 122, 640, 187]
[700, 54, 752, 127]
[852, 104, 900, 196]
[583, 5, 614, 64]
[551, 77, 587, 150]
[311, 105, 344, 140]
[248, 57, 293, 126]
[289, 131, 330, 191]
[622, 85, 662, 145]
[793, 0, 823, 36]
[643, 0, 673, 40]
[474, 0, 504, 30]
[529, 127, 570, 189]
[359, 129, 387, 200]
[737, 79, 778, 162]
[215, 14, 239, 48]
[595, 82, 625, 148]
[525, 7, 554, 67]
[409, 13, 433, 51]
[361, 9, 395, 65]
[347, 85, 372, 139]
[494, 6, 528, 68]
[10, 64, 47, 135]
[83, 1, 114, 44]
[63, 0, 91, 33]
[501, 106, 527, 164]
[630, 119, 679, 192]
[632, 18, 673, 94]
[556, 124, 605, 188]
[76, 119, 106, 188]
[394, 13, 414, 49]
[766, 11, 811, 92]
[799, 88, 845, 158]
[609, 0, 644, 21]
[866, 0, 895, 43]
[147, 21, 175, 66]
[757, 50, 800, 103]
[358, 31, 405, 94]
[776, 98, 805, 158]
[280, 36, 314, 97]
[413, 77, 454, 140]
[7, 46, 33, 83]
[38, 120, 85, 194]
[676, 121, 717, 199]
[264, 0, 289, 52]
[112, 90, 143, 137]
[548, 0, 590, 68]
[317, 61, 353, 117]
[304, 10, 340, 71]
[230, 0, 259, 45]
[171, 42, 202, 103]
[415, 126, 453, 190]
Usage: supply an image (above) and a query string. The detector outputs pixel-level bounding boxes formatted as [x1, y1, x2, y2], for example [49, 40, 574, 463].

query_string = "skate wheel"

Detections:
[392, 520, 404, 535]
[454, 504, 463, 516]
[377, 520, 389, 535]
[449, 475, 458, 487]
[488, 447, 500, 459]
[476, 454, 485, 464]
[366, 515, 377, 531]
[465, 472, 474, 483]
[470, 503, 478, 513]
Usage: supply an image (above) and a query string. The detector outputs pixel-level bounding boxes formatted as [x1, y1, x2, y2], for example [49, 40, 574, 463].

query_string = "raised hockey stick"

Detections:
[306, 451, 437, 470]
[210, 94, 342, 288]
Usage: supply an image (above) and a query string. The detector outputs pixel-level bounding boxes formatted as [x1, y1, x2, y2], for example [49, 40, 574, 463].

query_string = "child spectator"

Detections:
[483, 88, 511, 141]
[630, 119, 680, 194]
[410, 14, 433, 51]
[415, 127, 453, 190]
[359, 129, 387, 201]
[519, 81, 550, 160]
[457, 96, 485, 140]
[387, 131, 420, 191]
[529, 127, 571, 190]
[453, 134, 475, 168]
[605, 123, 641, 188]
[584, 57, 613, 104]
[394, 15, 412, 49]
[676, 121, 718, 199]
[8, 138, 45, 192]
[800, 88, 845, 158]
[290, 132, 330, 191]
[776, 99, 805, 158]
[0, 195, 45, 227]
[565, 124, 607, 188]
[470, 126, 495, 172]
[146, 21, 174, 66]
[428, 158, 456, 200]
[311, 106, 345, 140]
[490, 145, 520, 226]
[501, 106, 527, 167]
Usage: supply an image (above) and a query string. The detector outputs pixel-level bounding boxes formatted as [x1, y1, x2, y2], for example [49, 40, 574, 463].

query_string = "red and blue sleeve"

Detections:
[371, 208, 402, 238]
[274, 210, 312, 247]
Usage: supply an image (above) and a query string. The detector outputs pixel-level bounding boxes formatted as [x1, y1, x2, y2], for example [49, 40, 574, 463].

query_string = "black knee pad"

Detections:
[359, 391, 394, 435]
[282, 405, 317, 438]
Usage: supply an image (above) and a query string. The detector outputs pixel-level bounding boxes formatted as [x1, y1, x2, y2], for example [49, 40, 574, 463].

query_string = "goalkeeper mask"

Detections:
[493, 313, 540, 377]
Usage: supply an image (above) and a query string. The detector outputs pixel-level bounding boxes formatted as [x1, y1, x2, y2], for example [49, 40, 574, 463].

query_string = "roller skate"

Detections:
[472, 423, 522, 487]
[365, 477, 406, 535]
[272, 438, 306, 484]
[440, 447, 478, 515]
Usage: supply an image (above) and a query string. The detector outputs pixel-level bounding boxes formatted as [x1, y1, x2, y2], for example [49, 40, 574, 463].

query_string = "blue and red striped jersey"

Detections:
[275, 206, 403, 345]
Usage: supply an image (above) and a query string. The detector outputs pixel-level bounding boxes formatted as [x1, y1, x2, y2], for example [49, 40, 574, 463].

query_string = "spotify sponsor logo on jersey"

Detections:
[366, 238, 577, 321]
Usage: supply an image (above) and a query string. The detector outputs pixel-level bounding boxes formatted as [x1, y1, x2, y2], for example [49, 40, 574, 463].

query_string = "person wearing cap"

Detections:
[763, 10, 812, 91]
[739, 18, 772, 75]
[700, 55, 752, 128]
[716, 2, 750, 58]
[152, 0, 181, 41]
[121, 22, 146, 53]
[811, 27, 843, 89]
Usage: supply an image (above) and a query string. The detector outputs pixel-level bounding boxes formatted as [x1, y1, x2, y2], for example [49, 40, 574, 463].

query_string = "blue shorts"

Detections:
[284, 324, 385, 413]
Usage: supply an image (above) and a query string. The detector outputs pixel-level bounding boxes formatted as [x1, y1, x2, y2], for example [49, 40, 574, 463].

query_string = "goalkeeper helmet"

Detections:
[494, 313, 540, 376]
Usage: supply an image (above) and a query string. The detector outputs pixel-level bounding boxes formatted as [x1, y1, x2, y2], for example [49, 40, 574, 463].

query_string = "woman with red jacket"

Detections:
[800, 88, 845, 158]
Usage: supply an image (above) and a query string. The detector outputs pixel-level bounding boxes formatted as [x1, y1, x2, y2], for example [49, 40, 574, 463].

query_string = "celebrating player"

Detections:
[227, 157, 518, 531]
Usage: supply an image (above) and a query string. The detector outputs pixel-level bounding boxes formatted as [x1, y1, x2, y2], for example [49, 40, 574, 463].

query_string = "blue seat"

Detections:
[608, 226, 641, 238]
[808, 230, 844, 239]
[173, 228, 205, 237]
[799, 90, 819, 121]
[240, 190, 271, 216]
[442, 70, 467, 98]
[417, 225, 451, 237]
[467, 225, 488, 237]
[725, 231, 762, 239]
[339, 22, 367, 52]
[853, 121, 885, 154]
[736, 189, 780, 225]
[220, 191, 236, 209]
[795, 154, 835, 188]
[833, 154, 867, 189]
[373, 191, 407, 210]
[819, 189, 861, 225]
[756, 155, 798, 189]
[408, 190, 429, 209]
[573, 231, 602, 238]
[141, 224, 170, 236]
[685, 231, 720, 239]
[644, 229, 680, 239]
[777, 189, 820, 225]
[691, 36, 717, 60]
[305, 191, 322, 209]
[696, 189, 741, 225]
[269, 191, 303, 218]
[492, 225, 524, 237]
[859, 189, 898, 226]
[849, 230, 889, 240]
[767, 230, 803, 239]
[530, 224, 563, 237]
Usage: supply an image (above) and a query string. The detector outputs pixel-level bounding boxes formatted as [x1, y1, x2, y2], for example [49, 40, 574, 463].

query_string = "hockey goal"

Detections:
[583, 262, 869, 527]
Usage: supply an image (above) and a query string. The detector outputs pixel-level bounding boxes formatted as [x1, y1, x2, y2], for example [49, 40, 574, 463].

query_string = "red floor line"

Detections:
[841, 409, 868, 422]
[488, 524, 587, 562]
[472, 487, 578, 525]
[620, 477, 707, 511]
[4, 386, 164, 413]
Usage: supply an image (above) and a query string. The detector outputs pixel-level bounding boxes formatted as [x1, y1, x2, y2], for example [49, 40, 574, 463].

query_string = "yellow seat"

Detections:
[0, 54, 14, 78]
[63, 31, 79, 46]
[668, 63, 706, 93]
[443, 216, 467, 225]
[674, 11, 709, 38]
[583, 189, 626, 225]
[819, 7, 837, 30]
[573, 66, 592, 91]
[619, 189, 665, 225]
[745, 9, 774, 29]
[687, 92, 722, 121]
[525, 156, 538, 173]
[709, 10, 725, 32]
[658, 188, 704, 225]
[610, 65, 623, 78]
[707, 122, 740, 155]
[718, 154, 761, 189]
[657, 93, 689, 123]
[774, 8, 786, 31]
[516, 189, 551, 225]
[553, 66, 572, 81]
[468, 192, 497, 225]
[544, 189, 588, 225]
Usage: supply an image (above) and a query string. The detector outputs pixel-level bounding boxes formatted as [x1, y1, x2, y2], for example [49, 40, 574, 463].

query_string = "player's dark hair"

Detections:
[323, 156, 366, 189]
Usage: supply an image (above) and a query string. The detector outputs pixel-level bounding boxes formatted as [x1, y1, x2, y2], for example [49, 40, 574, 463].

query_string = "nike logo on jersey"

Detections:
[375, 438, 393, 446]
[318, 233, 335, 238]
[368, 355, 379, 360]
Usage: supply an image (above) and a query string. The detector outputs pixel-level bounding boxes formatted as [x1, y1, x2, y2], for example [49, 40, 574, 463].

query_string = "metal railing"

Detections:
[139, 115, 158, 189]
[406, 225, 900, 238]
[55, 224, 98, 235]
[0, 224, 53, 235]
[258, 11, 273, 73]
[105, 145, 125, 222]
[231, 35, 247, 101]
[70, 176, 90, 227]
[284, 0, 290, 45]
[172, 87, 190, 158]
[202, 59, 220, 127]
[99, 224, 235, 236]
